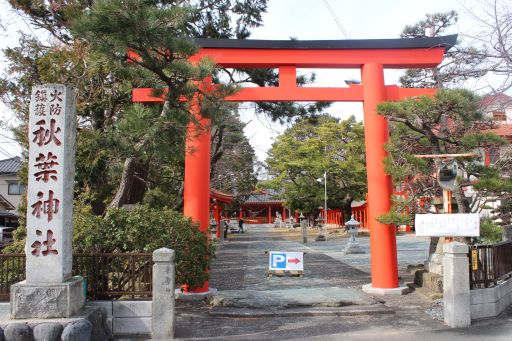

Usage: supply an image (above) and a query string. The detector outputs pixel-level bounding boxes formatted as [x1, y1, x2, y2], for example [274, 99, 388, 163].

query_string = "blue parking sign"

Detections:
[270, 252, 287, 269]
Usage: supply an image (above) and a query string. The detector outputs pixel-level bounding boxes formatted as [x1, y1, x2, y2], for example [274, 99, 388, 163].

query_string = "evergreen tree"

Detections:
[400, 11, 487, 88]
[377, 89, 508, 224]
[263, 115, 366, 220]
[1, 0, 268, 212]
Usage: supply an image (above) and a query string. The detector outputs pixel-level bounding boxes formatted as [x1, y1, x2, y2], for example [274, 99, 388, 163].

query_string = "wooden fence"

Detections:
[0, 253, 153, 301]
[469, 241, 512, 289]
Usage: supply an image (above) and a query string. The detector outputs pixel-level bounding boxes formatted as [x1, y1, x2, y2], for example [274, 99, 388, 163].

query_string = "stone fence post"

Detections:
[152, 248, 175, 339]
[443, 242, 470, 328]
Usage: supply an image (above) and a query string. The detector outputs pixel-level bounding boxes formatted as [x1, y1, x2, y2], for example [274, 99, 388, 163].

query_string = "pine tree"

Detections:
[400, 11, 487, 88]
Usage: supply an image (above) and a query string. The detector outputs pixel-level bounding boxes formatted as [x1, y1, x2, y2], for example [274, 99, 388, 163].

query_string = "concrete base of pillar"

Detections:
[175, 287, 218, 301]
[10, 276, 85, 319]
[362, 283, 410, 296]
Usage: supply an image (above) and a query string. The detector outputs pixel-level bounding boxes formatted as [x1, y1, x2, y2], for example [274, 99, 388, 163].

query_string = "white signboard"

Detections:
[26, 84, 76, 284]
[415, 213, 480, 237]
[268, 251, 304, 271]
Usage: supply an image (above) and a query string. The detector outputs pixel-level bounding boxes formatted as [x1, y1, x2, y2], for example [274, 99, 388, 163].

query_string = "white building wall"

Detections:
[0, 173, 22, 210]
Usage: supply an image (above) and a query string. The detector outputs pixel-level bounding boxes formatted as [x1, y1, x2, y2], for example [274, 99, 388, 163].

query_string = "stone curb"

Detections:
[209, 304, 394, 317]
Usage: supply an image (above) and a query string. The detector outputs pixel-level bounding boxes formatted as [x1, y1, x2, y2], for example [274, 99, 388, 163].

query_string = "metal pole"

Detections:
[324, 171, 327, 225]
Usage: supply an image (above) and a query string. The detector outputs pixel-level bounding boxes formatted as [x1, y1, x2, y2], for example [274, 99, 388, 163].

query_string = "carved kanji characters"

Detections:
[35, 89, 47, 102]
[34, 152, 59, 183]
[31, 190, 60, 222]
[49, 89, 63, 102]
[31, 229, 58, 257]
[49, 103, 62, 116]
[32, 119, 62, 147]
[35, 103, 46, 116]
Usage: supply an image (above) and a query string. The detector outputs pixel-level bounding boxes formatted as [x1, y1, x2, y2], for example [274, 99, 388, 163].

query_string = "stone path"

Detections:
[209, 225, 374, 309]
[171, 225, 512, 340]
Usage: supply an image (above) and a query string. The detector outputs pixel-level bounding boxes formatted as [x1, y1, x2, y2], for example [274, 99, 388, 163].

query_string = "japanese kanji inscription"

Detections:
[26, 84, 76, 284]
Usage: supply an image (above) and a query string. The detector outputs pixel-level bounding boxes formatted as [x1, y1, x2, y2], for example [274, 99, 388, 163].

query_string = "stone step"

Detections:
[414, 270, 443, 293]
[209, 304, 394, 317]
[209, 287, 378, 309]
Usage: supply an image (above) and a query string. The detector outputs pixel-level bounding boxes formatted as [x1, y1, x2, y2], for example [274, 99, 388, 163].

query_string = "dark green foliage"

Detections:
[210, 110, 258, 194]
[377, 89, 508, 224]
[73, 202, 214, 289]
[474, 218, 503, 245]
[1, 2, 260, 288]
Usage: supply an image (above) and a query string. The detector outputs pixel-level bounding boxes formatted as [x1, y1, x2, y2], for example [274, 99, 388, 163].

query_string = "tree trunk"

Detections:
[342, 199, 353, 225]
[429, 237, 439, 255]
[108, 157, 136, 209]
[108, 101, 170, 210]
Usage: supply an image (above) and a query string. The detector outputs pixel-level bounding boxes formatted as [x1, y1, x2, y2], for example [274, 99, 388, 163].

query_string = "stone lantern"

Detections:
[344, 215, 365, 254]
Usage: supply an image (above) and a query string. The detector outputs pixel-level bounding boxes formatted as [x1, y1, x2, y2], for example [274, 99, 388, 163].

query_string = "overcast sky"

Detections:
[0, 0, 500, 161]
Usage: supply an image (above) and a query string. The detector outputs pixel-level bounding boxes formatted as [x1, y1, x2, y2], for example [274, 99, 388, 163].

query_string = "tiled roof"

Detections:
[0, 157, 21, 174]
[0, 193, 15, 211]
[487, 124, 512, 140]
[210, 189, 234, 203]
[243, 191, 284, 204]
[480, 93, 512, 108]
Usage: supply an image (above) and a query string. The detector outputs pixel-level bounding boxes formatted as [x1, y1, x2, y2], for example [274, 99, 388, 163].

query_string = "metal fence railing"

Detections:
[469, 240, 512, 289]
[74, 253, 153, 300]
[0, 253, 25, 301]
[0, 253, 153, 301]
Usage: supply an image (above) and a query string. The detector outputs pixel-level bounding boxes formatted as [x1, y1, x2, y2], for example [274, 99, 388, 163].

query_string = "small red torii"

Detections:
[132, 35, 457, 293]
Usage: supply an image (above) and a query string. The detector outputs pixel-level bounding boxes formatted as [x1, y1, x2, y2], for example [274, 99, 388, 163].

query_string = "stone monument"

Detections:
[10, 84, 84, 319]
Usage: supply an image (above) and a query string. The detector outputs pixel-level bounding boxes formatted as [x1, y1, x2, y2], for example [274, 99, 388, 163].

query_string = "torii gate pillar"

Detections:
[362, 63, 399, 289]
[183, 93, 211, 292]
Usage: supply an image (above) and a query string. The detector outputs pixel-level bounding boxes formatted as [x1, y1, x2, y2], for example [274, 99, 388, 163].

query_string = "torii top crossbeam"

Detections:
[133, 34, 456, 103]
[132, 35, 456, 293]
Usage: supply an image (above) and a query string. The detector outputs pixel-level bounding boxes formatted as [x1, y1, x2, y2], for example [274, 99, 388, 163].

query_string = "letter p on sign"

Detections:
[269, 252, 286, 269]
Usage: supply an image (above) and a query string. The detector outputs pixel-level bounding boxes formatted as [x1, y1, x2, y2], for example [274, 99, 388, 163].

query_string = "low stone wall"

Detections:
[88, 300, 152, 337]
[470, 277, 512, 320]
[0, 306, 110, 341]
[0, 247, 175, 340]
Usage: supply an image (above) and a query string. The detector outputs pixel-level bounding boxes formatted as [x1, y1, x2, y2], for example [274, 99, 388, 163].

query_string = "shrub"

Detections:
[475, 218, 503, 245]
[73, 204, 214, 290]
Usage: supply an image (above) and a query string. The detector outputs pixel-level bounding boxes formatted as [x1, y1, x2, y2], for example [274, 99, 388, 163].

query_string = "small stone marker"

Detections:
[11, 84, 84, 319]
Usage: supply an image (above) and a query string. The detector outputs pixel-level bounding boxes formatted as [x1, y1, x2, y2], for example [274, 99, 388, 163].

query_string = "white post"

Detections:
[443, 242, 471, 328]
[152, 248, 175, 339]
[324, 171, 327, 225]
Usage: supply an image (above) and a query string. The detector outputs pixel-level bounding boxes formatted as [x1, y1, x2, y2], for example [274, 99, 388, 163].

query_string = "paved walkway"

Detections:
[171, 224, 512, 340]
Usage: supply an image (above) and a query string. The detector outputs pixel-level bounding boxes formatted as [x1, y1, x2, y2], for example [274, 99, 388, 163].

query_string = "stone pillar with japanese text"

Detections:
[10, 84, 84, 319]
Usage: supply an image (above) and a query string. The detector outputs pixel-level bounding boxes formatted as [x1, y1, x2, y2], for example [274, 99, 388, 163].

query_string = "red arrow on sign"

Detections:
[288, 258, 301, 264]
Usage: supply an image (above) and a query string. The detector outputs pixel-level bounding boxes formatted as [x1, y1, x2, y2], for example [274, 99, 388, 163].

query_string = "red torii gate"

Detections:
[133, 35, 457, 293]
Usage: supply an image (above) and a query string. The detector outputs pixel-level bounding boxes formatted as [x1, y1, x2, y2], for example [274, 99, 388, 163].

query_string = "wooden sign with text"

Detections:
[415, 213, 480, 237]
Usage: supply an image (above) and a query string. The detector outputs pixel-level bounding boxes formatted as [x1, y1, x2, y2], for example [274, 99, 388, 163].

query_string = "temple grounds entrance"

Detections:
[133, 35, 457, 293]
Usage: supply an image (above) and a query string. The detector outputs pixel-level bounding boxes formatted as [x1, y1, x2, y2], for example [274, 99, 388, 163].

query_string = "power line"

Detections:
[0, 144, 14, 158]
[0, 0, 43, 45]
[322, 0, 350, 39]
